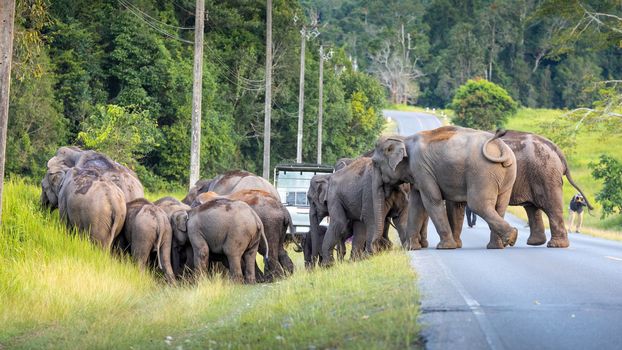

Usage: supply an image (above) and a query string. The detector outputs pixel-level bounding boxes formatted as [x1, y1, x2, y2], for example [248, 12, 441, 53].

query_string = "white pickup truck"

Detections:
[273, 163, 333, 238]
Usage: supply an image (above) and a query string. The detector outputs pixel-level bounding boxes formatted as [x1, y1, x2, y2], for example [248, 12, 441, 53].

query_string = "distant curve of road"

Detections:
[384, 109, 622, 350]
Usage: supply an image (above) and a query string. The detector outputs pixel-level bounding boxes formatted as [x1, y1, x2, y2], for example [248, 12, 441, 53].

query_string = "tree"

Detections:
[77, 104, 160, 169]
[450, 78, 518, 130]
[590, 154, 622, 218]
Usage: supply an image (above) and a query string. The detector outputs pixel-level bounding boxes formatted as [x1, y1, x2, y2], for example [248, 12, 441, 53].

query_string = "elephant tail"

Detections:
[155, 217, 163, 270]
[108, 202, 125, 252]
[557, 149, 595, 211]
[284, 208, 303, 253]
[257, 215, 269, 271]
[482, 129, 513, 167]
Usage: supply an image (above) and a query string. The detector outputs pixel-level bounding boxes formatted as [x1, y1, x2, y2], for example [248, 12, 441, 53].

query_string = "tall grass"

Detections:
[0, 179, 420, 349]
[506, 108, 622, 233]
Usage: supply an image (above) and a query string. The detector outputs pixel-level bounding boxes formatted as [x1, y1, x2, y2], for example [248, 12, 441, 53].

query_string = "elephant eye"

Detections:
[387, 145, 394, 152]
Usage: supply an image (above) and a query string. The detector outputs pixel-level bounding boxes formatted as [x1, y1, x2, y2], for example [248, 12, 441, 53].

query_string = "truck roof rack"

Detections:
[274, 163, 334, 173]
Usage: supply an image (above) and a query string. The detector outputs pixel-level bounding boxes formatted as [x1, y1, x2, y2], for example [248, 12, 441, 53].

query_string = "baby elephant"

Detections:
[171, 198, 265, 284]
[121, 198, 175, 284]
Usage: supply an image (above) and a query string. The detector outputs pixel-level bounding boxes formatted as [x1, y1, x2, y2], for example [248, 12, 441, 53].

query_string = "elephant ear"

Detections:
[386, 139, 407, 171]
[174, 211, 188, 232]
[317, 179, 329, 204]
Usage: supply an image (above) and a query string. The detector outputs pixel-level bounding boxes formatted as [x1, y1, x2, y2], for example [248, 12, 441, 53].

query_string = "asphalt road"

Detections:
[382, 109, 442, 135]
[387, 110, 622, 349]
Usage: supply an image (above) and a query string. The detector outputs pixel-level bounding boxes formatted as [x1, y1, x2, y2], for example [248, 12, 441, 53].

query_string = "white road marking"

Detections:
[605, 256, 622, 261]
[430, 250, 505, 350]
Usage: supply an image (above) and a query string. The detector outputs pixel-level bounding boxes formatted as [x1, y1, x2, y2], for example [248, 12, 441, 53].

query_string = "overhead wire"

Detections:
[118, 0, 266, 92]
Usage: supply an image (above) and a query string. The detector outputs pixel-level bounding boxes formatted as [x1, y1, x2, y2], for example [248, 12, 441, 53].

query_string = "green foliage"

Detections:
[449, 79, 518, 130]
[590, 155, 622, 218]
[78, 105, 160, 168]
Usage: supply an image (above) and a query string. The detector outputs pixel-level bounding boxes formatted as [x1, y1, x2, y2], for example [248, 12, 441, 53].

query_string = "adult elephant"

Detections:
[182, 170, 280, 205]
[372, 126, 518, 250]
[192, 189, 295, 280]
[43, 146, 144, 205]
[51, 168, 126, 250]
[153, 197, 193, 278]
[119, 198, 175, 284]
[320, 157, 409, 266]
[447, 130, 593, 248]
[170, 198, 266, 284]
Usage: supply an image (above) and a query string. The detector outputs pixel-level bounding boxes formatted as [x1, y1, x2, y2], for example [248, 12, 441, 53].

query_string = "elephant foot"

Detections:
[371, 237, 392, 253]
[486, 239, 505, 249]
[278, 253, 295, 275]
[500, 227, 518, 247]
[420, 239, 429, 248]
[405, 240, 422, 250]
[244, 277, 256, 284]
[526, 235, 547, 246]
[320, 257, 334, 268]
[547, 237, 570, 248]
[436, 239, 458, 249]
[454, 238, 463, 249]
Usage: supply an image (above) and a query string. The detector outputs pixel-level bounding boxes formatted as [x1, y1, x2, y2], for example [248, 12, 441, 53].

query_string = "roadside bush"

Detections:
[590, 154, 622, 218]
[449, 78, 518, 130]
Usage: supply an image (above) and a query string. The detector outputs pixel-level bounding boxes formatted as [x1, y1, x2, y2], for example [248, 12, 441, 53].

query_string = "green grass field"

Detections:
[505, 108, 622, 235]
[0, 179, 421, 349]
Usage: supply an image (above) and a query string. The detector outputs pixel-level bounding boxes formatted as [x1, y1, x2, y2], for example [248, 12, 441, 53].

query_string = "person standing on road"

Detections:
[568, 193, 587, 233]
[466, 205, 477, 228]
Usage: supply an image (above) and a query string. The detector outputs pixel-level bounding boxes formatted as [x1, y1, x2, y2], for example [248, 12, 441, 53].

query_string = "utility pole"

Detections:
[294, 14, 319, 164]
[317, 45, 332, 165]
[296, 33, 305, 163]
[189, 0, 205, 189]
[0, 0, 16, 225]
[262, 0, 272, 179]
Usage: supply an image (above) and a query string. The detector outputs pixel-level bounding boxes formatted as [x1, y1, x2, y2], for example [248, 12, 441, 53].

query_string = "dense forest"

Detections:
[7, 0, 621, 189]
[306, 0, 622, 108]
[8, 0, 386, 188]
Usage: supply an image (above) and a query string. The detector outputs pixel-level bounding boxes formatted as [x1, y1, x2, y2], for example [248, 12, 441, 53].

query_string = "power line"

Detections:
[119, 0, 195, 30]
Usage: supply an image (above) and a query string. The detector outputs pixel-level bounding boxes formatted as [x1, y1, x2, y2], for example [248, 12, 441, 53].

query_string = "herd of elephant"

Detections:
[39, 125, 592, 284]
[303, 126, 593, 268]
[41, 146, 295, 284]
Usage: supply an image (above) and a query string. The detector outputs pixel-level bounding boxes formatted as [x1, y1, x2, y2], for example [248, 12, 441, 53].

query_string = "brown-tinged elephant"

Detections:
[446, 130, 593, 249]
[170, 198, 266, 283]
[182, 170, 280, 205]
[119, 198, 175, 284]
[372, 126, 518, 250]
[320, 157, 411, 266]
[192, 189, 295, 281]
[55, 168, 126, 250]
[153, 196, 193, 278]
[44, 146, 144, 203]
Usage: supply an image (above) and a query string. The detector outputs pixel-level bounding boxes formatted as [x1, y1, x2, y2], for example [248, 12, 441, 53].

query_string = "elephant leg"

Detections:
[131, 237, 155, 272]
[470, 190, 517, 249]
[278, 250, 294, 275]
[242, 250, 257, 284]
[226, 253, 244, 283]
[542, 191, 569, 248]
[445, 201, 465, 248]
[419, 186, 457, 249]
[190, 235, 210, 276]
[158, 234, 176, 285]
[419, 214, 429, 248]
[525, 206, 547, 246]
[405, 189, 430, 250]
[321, 206, 347, 267]
[351, 221, 366, 260]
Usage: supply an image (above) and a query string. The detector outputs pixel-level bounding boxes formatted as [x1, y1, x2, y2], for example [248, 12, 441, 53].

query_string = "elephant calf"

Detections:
[193, 190, 295, 281]
[171, 198, 266, 284]
[120, 198, 175, 284]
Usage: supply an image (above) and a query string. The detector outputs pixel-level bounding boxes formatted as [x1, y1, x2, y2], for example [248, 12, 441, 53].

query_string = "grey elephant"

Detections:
[153, 196, 193, 278]
[50, 168, 127, 250]
[192, 189, 295, 281]
[372, 126, 518, 249]
[118, 198, 175, 284]
[170, 198, 266, 283]
[320, 157, 410, 266]
[445, 130, 593, 248]
[182, 170, 280, 205]
[44, 146, 144, 203]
